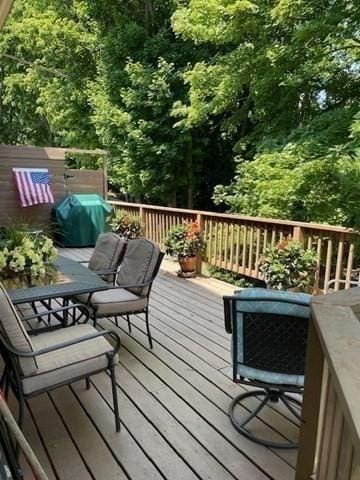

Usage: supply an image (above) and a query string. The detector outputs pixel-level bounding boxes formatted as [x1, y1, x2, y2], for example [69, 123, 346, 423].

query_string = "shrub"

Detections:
[110, 210, 143, 239]
[207, 266, 260, 288]
[258, 239, 318, 291]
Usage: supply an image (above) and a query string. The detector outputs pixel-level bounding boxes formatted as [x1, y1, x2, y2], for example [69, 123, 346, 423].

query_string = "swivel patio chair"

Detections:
[76, 238, 164, 349]
[0, 283, 121, 433]
[79, 232, 127, 283]
[223, 288, 311, 449]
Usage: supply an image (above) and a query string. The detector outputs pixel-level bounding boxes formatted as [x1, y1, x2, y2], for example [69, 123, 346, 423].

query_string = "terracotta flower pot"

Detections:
[178, 255, 197, 273]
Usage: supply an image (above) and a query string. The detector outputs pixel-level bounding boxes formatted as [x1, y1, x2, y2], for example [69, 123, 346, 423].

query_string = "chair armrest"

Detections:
[92, 269, 118, 276]
[108, 279, 153, 290]
[21, 304, 90, 323]
[327, 279, 360, 288]
[0, 330, 121, 359]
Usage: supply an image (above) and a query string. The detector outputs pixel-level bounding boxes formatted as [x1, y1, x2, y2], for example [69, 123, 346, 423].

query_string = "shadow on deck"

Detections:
[17, 248, 298, 480]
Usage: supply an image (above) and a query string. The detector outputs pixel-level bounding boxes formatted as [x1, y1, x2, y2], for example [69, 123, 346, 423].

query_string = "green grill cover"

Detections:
[52, 194, 112, 247]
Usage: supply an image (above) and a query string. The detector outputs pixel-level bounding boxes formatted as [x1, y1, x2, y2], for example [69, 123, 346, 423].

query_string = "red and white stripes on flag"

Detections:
[13, 168, 54, 207]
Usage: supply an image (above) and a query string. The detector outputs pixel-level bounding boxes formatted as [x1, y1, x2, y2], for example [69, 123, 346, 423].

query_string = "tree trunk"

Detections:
[186, 135, 194, 209]
[144, 0, 155, 34]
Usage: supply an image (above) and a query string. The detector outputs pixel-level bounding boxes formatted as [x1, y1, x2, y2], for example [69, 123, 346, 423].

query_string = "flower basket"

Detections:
[0, 228, 58, 282]
[165, 222, 204, 275]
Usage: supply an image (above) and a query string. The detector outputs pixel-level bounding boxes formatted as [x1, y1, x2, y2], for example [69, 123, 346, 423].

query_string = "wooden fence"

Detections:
[296, 289, 360, 479]
[109, 200, 359, 292]
[0, 145, 106, 227]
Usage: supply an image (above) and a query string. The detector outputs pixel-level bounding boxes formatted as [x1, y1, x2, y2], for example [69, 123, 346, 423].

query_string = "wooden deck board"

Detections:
[11, 248, 300, 480]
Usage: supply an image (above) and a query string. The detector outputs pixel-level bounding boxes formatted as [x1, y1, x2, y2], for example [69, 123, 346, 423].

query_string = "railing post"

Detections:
[296, 317, 325, 480]
[196, 213, 205, 274]
[139, 206, 146, 237]
[293, 226, 305, 244]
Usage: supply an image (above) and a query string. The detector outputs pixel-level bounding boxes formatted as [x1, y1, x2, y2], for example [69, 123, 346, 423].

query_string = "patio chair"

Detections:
[0, 283, 121, 433]
[76, 238, 164, 349]
[79, 232, 127, 283]
[223, 288, 311, 449]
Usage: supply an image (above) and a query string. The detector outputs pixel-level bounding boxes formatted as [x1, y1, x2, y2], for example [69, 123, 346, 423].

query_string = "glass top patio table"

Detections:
[7, 255, 108, 305]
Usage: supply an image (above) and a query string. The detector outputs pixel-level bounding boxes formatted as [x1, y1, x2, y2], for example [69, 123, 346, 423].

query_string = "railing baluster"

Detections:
[334, 235, 344, 291]
[345, 241, 355, 289]
[242, 225, 248, 274]
[224, 222, 229, 270]
[218, 222, 224, 268]
[324, 237, 333, 293]
[235, 224, 241, 273]
[213, 221, 218, 267]
[255, 227, 261, 278]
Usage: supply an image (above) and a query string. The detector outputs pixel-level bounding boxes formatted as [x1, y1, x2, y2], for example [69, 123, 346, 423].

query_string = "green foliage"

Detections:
[110, 210, 143, 239]
[207, 265, 258, 288]
[0, 0, 234, 208]
[165, 222, 204, 257]
[1, 0, 360, 222]
[0, 0, 98, 147]
[0, 228, 57, 278]
[258, 239, 318, 291]
[174, 0, 360, 226]
[214, 108, 360, 225]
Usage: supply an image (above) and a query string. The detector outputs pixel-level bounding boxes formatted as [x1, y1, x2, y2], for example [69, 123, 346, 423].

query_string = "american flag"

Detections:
[13, 168, 54, 207]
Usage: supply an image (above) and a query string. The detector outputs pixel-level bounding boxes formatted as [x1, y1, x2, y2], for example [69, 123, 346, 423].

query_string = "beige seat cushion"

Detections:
[116, 238, 160, 295]
[88, 233, 126, 282]
[0, 283, 38, 376]
[76, 288, 147, 317]
[22, 324, 118, 395]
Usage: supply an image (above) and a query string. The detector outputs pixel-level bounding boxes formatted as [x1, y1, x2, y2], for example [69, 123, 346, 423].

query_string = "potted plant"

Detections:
[0, 227, 58, 281]
[110, 210, 143, 239]
[165, 222, 204, 274]
[258, 239, 318, 291]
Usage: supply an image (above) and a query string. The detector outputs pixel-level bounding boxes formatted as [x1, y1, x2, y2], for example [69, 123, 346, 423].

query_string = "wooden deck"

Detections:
[16, 248, 299, 480]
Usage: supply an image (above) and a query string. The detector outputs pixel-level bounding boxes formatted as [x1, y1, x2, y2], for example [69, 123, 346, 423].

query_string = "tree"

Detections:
[0, 0, 98, 147]
[87, 0, 233, 207]
[173, 0, 360, 225]
[0, 0, 234, 208]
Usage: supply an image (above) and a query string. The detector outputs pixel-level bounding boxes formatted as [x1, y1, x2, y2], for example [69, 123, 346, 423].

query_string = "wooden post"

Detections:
[139, 206, 146, 237]
[102, 156, 108, 200]
[0, 393, 50, 480]
[293, 226, 305, 244]
[196, 213, 205, 274]
[296, 317, 325, 480]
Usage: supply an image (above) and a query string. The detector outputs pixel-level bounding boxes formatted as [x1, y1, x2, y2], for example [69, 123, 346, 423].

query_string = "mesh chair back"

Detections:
[88, 233, 126, 282]
[116, 238, 162, 296]
[0, 283, 38, 375]
[224, 288, 311, 378]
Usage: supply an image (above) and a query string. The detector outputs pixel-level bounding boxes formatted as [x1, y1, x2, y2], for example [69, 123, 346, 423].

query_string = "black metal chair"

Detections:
[223, 288, 311, 449]
[75, 238, 164, 349]
[0, 283, 121, 435]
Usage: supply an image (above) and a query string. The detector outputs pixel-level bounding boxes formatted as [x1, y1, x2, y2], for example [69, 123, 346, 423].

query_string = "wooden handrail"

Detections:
[109, 200, 359, 290]
[109, 200, 355, 234]
[296, 290, 360, 479]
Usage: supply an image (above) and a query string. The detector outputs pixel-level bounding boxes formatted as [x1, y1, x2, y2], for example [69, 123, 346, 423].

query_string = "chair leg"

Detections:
[109, 365, 121, 432]
[145, 309, 153, 349]
[229, 389, 301, 449]
[125, 314, 132, 333]
[114, 316, 119, 327]
[85, 377, 91, 390]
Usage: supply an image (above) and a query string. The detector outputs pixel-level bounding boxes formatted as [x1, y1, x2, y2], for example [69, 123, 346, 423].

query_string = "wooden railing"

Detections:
[296, 290, 360, 479]
[109, 200, 359, 291]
